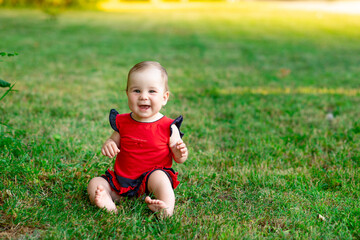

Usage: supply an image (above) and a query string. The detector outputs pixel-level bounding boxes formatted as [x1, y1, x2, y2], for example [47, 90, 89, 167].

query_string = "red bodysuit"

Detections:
[102, 110, 183, 197]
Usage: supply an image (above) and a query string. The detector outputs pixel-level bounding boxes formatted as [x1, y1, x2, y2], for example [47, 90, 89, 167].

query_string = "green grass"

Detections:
[1, 3, 360, 239]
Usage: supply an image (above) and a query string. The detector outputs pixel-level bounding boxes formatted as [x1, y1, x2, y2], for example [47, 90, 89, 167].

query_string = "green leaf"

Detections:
[7, 53, 19, 57]
[0, 52, 18, 57]
[0, 83, 15, 101]
[0, 79, 11, 88]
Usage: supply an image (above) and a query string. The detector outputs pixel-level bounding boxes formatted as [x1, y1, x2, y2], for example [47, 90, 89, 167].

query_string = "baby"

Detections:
[87, 61, 188, 217]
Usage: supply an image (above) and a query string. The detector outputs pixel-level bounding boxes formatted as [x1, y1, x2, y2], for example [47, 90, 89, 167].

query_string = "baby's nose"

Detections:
[140, 93, 149, 99]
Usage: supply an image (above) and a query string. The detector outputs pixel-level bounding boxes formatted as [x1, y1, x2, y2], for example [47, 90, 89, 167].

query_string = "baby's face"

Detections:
[126, 68, 169, 122]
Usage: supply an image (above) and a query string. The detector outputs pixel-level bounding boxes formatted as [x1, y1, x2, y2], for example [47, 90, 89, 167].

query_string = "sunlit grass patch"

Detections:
[216, 87, 360, 96]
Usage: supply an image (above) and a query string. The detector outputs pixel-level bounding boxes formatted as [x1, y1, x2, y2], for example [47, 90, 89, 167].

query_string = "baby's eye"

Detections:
[149, 90, 156, 93]
[133, 89, 141, 93]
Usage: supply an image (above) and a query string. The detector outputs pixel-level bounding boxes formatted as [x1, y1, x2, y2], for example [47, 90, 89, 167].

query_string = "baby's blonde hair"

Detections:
[127, 61, 169, 92]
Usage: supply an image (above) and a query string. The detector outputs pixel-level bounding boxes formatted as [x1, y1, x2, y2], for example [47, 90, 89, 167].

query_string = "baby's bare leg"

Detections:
[87, 177, 120, 213]
[145, 170, 175, 217]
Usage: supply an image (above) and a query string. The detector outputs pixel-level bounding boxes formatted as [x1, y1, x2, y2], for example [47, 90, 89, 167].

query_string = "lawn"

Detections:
[1, 3, 360, 239]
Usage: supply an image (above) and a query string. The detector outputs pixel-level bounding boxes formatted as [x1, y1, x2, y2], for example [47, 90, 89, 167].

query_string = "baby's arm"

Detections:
[101, 131, 120, 158]
[170, 125, 188, 163]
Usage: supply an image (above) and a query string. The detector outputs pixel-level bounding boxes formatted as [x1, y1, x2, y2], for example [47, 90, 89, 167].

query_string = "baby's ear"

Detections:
[162, 91, 170, 106]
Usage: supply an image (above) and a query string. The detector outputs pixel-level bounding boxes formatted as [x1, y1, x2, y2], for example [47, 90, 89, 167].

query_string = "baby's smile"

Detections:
[139, 105, 150, 110]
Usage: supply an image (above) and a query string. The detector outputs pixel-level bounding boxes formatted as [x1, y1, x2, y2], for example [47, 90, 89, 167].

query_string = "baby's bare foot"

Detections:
[94, 185, 117, 213]
[145, 196, 172, 217]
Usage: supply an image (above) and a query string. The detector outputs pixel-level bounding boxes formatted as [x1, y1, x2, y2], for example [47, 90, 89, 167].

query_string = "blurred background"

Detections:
[1, 0, 360, 14]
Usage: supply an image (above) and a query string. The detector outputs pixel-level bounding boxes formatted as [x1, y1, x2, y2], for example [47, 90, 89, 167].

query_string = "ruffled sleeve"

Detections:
[109, 109, 119, 132]
[170, 115, 184, 138]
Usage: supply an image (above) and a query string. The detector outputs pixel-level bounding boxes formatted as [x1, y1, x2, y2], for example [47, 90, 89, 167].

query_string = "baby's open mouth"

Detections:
[139, 105, 150, 110]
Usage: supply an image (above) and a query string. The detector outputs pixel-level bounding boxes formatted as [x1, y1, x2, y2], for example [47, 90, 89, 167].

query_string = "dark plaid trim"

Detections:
[102, 167, 176, 198]
[102, 170, 146, 197]
[144, 168, 175, 195]
[109, 109, 119, 132]
[170, 115, 184, 138]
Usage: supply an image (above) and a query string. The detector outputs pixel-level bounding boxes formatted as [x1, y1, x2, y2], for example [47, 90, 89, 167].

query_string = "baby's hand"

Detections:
[171, 139, 188, 163]
[101, 139, 120, 158]
[175, 140, 188, 157]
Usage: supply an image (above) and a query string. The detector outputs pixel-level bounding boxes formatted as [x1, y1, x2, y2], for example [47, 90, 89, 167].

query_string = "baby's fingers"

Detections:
[177, 142, 188, 156]
[110, 145, 120, 158]
[103, 144, 119, 158]
[102, 147, 112, 158]
[101, 148, 106, 156]
[176, 141, 186, 149]
[180, 147, 188, 155]
[108, 147, 116, 158]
